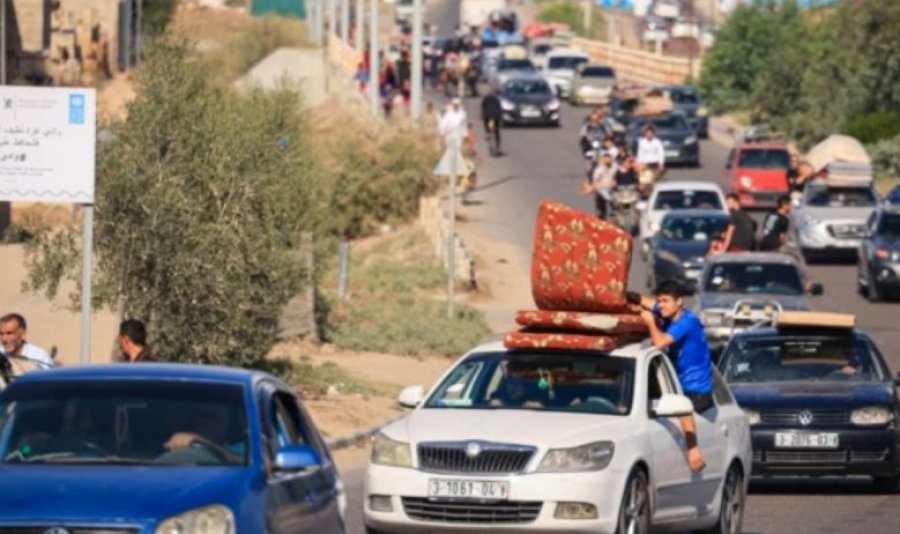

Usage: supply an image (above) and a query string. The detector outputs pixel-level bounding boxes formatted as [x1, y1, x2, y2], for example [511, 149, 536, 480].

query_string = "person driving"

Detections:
[164, 403, 244, 462]
[490, 374, 544, 408]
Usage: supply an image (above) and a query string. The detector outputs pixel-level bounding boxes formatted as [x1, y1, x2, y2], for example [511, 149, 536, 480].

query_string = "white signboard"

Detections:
[0, 87, 96, 203]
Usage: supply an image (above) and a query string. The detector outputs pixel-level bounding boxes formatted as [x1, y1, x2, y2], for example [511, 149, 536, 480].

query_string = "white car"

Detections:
[364, 340, 751, 534]
[640, 181, 728, 258]
[542, 48, 590, 98]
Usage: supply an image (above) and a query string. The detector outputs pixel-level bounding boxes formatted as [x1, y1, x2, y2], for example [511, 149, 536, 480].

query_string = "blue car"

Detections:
[0, 364, 346, 533]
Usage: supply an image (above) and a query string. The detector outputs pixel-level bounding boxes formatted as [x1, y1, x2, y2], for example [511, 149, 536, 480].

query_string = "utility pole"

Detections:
[687, 0, 695, 81]
[341, 0, 350, 42]
[368, 0, 379, 117]
[355, 0, 364, 54]
[1, 0, 6, 84]
[411, 0, 423, 119]
[328, 0, 337, 39]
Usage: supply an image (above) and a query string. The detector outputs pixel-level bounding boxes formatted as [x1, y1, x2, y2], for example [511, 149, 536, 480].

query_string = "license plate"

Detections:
[774, 432, 839, 449]
[665, 149, 680, 157]
[428, 479, 510, 500]
[685, 269, 701, 280]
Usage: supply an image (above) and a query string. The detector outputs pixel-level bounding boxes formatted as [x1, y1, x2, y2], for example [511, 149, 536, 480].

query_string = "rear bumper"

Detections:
[663, 143, 700, 164]
[735, 189, 786, 208]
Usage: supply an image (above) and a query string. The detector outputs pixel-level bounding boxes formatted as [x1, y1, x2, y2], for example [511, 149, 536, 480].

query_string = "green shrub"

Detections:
[537, 2, 583, 29]
[845, 113, 900, 145]
[869, 134, 900, 179]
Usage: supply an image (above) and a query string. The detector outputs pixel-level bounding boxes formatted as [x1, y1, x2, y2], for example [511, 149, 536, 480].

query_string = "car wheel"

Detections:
[873, 473, 900, 494]
[616, 467, 650, 534]
[867, 271, 882, 302]
[704, 463, 745, 534]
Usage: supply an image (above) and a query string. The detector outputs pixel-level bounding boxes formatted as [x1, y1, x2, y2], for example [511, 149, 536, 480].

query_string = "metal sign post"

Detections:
[410, 0, 423, 119]
[447, 140, 457, 319]
[80, 205, 94, 363]
[368, 0, 379, 116]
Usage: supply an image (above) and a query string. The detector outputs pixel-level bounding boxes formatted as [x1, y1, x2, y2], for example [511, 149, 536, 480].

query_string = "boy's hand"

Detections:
[640, 309, 657, 327]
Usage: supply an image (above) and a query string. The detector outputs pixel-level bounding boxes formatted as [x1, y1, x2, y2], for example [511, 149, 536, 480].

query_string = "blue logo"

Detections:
[68, 93, 85, 125]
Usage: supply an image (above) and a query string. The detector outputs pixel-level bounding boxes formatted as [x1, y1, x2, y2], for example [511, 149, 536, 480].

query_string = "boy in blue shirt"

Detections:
[632, 281, 713, 473]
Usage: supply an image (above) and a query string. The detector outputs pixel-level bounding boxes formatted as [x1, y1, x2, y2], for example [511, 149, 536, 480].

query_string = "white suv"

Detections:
[364, 340, 751, 534]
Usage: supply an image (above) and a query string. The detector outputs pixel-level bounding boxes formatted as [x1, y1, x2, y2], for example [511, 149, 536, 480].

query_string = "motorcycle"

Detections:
[464, 59, 482, 98]
[583, 139, 601, 180]
[612, 184, 639, 233]
[638, 165, 663, 200]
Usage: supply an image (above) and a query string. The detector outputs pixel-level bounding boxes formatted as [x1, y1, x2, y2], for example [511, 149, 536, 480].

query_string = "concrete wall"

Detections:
[571, 36, 702, 85]
[419, 196, 476, 290]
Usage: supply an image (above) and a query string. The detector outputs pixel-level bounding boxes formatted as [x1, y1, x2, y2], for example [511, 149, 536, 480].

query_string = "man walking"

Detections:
[633, 282, 713, 473]
[118, 319, 155, 362]
[0, 313, 53, 375]
[722, 193, 756, 252]
[760, 195, 812, 289]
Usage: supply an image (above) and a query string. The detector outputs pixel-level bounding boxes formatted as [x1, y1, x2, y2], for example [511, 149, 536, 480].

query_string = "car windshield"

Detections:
[504, 79, 552, 95]
[0, 380, 248, 466]
[547, 56, 588, 70]
[805, 186, 877, 208]
[877, 213, 900, 236]
[738, 149, 789, 169]
[581, 66, 615, 78]
[533, 44, 553, 54]
[722, 335, 883, 383]
[498, 59, 534, 71]
[649, 115, 689, 130]
[425, 352, 635, 415]
[670, 90, 700, 104]
[704, 262, 804, 296]
[660, 215, 728, 242]
[653, 190, 723, 210]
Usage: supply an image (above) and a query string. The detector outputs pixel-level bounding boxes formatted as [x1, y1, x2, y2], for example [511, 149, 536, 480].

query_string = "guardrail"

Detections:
[571, 37, 702, 85]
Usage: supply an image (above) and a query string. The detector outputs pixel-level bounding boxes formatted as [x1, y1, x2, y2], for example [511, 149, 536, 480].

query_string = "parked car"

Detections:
[498, 74, 560, 127]
[627, 112, 701, 167]
[640, 180, 728, 257]
[648, 210, 731, 293]
[658, 84, 710, 138]
[791, 177, 880, 262]
[569, 64, 617, 106]
[0, 364, 346, 533]
[857, 205, 900, 301]
[722, 141, 791, 208]
[696, 252, 823, 348]
[719, 312, 900, 490]
[364, 340, 751, 534]
[541, 48, 590, 98]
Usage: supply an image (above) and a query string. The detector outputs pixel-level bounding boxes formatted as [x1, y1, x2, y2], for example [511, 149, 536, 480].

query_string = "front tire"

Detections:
[616, 467, 650, 534]
[705, 463, 745, 534]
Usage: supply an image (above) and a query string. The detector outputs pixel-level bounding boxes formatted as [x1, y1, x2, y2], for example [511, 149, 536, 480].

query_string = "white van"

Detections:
[542, 48, 590, 98]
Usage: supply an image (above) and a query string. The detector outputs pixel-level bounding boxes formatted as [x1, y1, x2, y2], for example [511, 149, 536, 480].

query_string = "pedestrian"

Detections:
[438, 97, 468, 146]
[354, 60, 369, 92]
[397, 49, 412, 106]
[632, 281, 713, 473]
[722, 193, 756, 252]
[480, 86, 503, 153]
[379, 59, 397, 117]
[118, 319, 155, 362]
[0, 313, 54, 375]
[760, 195, 813, 289]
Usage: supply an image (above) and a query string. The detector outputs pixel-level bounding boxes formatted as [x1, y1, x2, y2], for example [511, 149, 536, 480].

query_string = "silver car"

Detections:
[791, 179, 880, 261]
[695, 253, 823, 347]
[569, 64, 617, 106]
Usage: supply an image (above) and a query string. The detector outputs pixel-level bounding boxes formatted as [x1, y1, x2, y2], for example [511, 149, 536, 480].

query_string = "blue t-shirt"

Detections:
[656, 308, 713, 394]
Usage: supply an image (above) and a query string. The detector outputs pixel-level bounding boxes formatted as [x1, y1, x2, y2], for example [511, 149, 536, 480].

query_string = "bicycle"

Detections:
[485, 119, 500, 157]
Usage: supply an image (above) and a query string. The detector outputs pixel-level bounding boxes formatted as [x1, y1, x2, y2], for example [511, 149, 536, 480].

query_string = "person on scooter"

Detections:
[480, 87, 503, 154]
[579, 108, 608, 156]
[583, 151, 618, 219]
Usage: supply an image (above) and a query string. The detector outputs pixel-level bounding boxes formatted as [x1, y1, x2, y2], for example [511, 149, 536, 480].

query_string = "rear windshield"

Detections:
[738, 149, 790, 169]
[649, 115, 689, 130]
[805, 186, 877, 208]
[498, 59, 535, 71]
[581, 66, 616, 78]
[533, 44, 553, 54]
[547, 56, 588, 70]
[653, 190, 722, 210]
[703, 262, 804, 296]
[669, 90, 700, 104]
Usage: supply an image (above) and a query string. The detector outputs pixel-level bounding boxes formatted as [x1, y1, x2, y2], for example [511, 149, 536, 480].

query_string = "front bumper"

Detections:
[503, 108, 559, 126]
[751, 426, 900, 477]
[571, 90, 612, 105]
[797, 225, 862, 252]
[364, 464, 626, 533]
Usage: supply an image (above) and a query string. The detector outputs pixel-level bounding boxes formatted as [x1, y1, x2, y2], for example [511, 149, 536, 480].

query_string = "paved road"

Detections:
[336, 1, 900, 532]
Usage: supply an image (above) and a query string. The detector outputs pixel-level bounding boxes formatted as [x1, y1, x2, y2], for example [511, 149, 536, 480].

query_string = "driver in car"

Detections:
[631, 280, 714, 473]
[164, 403, 244, 462]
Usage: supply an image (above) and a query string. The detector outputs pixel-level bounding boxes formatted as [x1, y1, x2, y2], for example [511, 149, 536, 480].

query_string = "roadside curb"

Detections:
[326, 415, 405, 451]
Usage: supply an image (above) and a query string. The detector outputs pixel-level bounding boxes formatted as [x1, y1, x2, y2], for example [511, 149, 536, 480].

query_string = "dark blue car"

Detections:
[718, 320, 900, 491]
[0, 364, 346, 533]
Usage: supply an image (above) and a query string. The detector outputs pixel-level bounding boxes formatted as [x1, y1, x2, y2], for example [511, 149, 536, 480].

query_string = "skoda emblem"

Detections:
[43, 528, 71, 534]
[798, 410, 814, 426]
[465, 442, 482, 459]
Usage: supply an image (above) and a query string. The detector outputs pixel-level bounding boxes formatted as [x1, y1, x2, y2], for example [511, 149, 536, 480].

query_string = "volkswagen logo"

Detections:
[465, 442, 482, 459]
[798, 410, 814, 426]
[43, 528, 71, 534]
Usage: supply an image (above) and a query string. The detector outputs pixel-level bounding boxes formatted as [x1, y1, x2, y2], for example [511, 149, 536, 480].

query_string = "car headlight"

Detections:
[500, 99, 515, 111]
[546, 99, 560, 111]
[743, 408, 760, 426]
[851, 406, 894, 426]
[155, 505, 234, 534]
[740, 175, 753, 188]
[700, 311, 726, 327]
[371, 433, 412, 467]
[697, 106, 709, 117]
[537, 441, 615, 472]
[685, 135, 698, 145]
[650, 221, 661, 233]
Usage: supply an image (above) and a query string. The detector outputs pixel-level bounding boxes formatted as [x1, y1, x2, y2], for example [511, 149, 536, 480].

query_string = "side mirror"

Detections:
[653, 393, 694, 418]
[398, 385, 425, 408]
[809, 283, 824, 296]
[274, 444, 321, 472]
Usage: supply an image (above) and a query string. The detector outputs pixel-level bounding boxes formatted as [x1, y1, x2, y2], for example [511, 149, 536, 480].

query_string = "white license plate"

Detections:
[521, 108, 541, 118]
[685, 269, 701, 280]
[774, 432, 839, 449]
[665, 149, 680, 157]
[428, 479, 510, 500]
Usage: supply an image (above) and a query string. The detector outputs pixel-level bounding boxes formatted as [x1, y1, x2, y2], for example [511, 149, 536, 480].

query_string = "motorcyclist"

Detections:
[580, 108, 609, 154]
[583, 151, 618, 219]
[635, 124, 665, 197]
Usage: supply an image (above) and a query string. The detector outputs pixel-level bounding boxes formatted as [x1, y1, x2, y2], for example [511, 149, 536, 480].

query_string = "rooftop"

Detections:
[9, 363, 271, 387]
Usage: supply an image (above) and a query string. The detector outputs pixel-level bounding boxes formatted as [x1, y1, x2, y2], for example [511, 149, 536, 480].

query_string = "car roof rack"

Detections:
[775, 311, 855, 330]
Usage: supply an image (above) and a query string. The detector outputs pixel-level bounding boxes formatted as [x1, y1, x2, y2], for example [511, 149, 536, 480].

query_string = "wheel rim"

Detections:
[624, 474, 649, 534]
[721, 469, 744, 534]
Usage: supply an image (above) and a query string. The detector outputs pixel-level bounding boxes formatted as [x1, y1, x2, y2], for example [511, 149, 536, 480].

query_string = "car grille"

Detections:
[827, 223, 867, 239]
[765, 451, 847, 463]
[851, 449, 889, 462]
[0, 529, 138, 534]
[760, 409, 850, 425]
[402, 497, 542, 524]
[418, 442, 535, 474]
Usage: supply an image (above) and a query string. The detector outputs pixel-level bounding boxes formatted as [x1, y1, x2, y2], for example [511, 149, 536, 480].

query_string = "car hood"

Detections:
[503, 93, 555, 105]
[698, 293, 810, 312]
[0, 465, 252, 521]
[734, 168, 788, 188]
[796, 206, 875, 223]
[387, 409, 635, 449]
[655, 239, 710, 262]
[730, 381, 894, 410]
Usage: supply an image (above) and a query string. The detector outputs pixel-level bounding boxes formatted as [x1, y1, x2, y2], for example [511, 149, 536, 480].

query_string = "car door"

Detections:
[261, 385, 343, 534]
[646, 356, 724, 522]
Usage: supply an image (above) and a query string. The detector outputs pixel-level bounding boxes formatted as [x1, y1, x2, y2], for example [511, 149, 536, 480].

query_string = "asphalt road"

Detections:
[335, 1, 900, 532]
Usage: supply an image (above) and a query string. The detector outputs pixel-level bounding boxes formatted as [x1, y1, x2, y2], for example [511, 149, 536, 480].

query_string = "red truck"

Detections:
[722, 141, 791, 208]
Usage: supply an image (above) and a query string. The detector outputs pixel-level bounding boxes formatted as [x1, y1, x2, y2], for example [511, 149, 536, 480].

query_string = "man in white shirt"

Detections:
[438, 97, 469, 146]
[636, 125, 666, 171]
[0, 313, 53, 375]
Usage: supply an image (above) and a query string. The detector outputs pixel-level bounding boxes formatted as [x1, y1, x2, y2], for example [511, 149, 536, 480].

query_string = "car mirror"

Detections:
[809, 283, 824, 296]
[652, 393, 694, 417]
[274, 445, 321, 472]
[398, 385, 425, 408]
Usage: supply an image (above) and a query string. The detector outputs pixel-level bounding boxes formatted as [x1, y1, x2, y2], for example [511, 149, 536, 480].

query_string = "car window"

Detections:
[805, 186, 877, 208]
[722, 335, 884, 383]
[737, 149, 789, 169]
[650, 115, 689, 130]
[547, 56, 588, 70]
[703, 262, 804, 296]
[711, 369, 733, 406]
[272, 392, 307, 447]
[654, 190, 723, 210]
[660, 215, 728, 242]
[670, 90, 700, 104]
[0, 380, 248, 466]
[498, 59, 534, 71]
[648, 356, 678, 403]
[581, 66, 615, 78]
[503, 79, 552, 95]
[533, 44, 553, 55]
[875, 213, 900, 236]
[425, 352, 635, 415]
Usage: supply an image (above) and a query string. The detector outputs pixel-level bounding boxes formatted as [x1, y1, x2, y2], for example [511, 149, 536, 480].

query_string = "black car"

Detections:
[659, 84, 710, 138]
[627, 113, 700, 167]
[858, 206, 900, 301]
[648, 210, 729, 293]
[719, 317, 900, 490]
[498, 75, 560, 127]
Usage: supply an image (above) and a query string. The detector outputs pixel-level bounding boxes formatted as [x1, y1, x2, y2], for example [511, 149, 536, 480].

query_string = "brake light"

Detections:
[876, 249, 889, 259]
